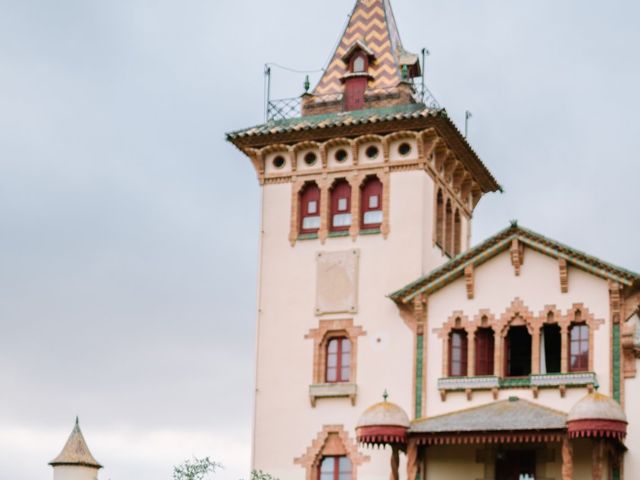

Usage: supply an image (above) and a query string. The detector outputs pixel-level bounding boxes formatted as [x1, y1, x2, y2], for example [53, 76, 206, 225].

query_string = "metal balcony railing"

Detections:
[266, 82, 441, 122]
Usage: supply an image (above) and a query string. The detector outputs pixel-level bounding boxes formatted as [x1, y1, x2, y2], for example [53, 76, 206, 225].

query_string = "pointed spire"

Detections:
[49, 418, 102, 469]
[314, 0, 419, 96]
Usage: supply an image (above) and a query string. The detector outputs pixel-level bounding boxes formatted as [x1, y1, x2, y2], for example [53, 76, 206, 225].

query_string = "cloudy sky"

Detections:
[1, 1, 638, 479]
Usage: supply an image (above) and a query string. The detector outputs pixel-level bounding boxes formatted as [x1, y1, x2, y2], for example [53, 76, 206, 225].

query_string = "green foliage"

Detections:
[173, 457, 221, 480]
[250, 470, 278, 480]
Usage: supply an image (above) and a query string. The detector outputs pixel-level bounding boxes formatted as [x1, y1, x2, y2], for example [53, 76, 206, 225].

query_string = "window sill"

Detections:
[328, 230, 350, 238]
[298, 233, 319, 241]
[438, 372, 598, 401]
[309, 383, 357, 407]
[360, 228, 381, 235]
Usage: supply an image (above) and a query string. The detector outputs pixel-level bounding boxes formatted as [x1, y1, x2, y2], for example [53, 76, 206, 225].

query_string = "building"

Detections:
[49, 418, 102, 480]
[226, 1, 640, 479]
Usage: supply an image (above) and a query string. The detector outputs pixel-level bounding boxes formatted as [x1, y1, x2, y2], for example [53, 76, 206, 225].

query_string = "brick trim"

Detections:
[294, 425, 369, 480]
[305, 319, 366, 402]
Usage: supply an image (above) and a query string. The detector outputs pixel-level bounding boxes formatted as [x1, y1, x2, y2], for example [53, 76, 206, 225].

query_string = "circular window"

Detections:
[398, 142, 412, 156]
[272, 155, 286, 169]
[335, 149, 348, 163]
[365, 145, 379, 159]
[304, 152, 317, 166]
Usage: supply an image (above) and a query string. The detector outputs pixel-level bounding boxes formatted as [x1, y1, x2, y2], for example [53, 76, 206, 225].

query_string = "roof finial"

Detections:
[383, 389, 389, 402]
[510, 219, 518, 228]
[75, 416, 79, 427]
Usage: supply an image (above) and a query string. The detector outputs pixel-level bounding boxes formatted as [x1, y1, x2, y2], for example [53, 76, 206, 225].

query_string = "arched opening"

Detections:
[330, 179, 352, 232]
[435, 190, 444, 247]
[449, 329, 468, 377]
[360, 176, 383, 229]
[319, 456, 352, 480]
[351, 53, 367, 73]
[445, 199, 453, 256]
[454, 209, 462, 255]
[325, 336, 351, 383]
[540, 323, 561, 374]
[299, 182, 321, 234]
[569, 322, 589, 372]
[475, 327, 495, 376]
[504, 326, 532, 377]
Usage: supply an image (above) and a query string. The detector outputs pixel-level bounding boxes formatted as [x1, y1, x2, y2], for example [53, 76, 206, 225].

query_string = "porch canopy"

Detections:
[409, 397, 567, 446]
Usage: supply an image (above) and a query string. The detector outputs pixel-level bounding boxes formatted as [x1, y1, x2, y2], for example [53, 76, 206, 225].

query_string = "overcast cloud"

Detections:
[1, 1, 638, 479]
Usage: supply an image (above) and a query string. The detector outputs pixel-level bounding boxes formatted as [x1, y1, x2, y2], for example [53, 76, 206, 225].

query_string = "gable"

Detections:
[390, 223, 640, 305]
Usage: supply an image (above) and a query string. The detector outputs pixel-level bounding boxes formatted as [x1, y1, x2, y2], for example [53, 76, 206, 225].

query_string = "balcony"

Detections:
[438, 372, 598, 401]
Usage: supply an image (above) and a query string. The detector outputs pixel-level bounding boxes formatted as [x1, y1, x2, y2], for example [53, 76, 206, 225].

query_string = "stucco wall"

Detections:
[253, 170, 447, 480]
[624, 374, 640, 477]
[53, 466, 99, 480]
[426, 248, 611, 417]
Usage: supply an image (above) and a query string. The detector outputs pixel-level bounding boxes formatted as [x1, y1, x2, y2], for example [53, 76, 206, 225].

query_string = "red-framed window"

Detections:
[449, 330, 468, 377]
[300, 183, 321, 234]
[360, 176, 383, 229]
[326, 337, 351, 383]
[569, 324, 589, 372]
[330, 180, 352, 232]
[504, 326, 532, 377]
[319, 456, 352, 480]
[350, 53, 368, 73]
[475, 328, 495, 376]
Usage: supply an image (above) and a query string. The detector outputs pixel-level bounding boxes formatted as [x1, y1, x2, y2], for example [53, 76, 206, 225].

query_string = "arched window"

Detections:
[445, 199, 453, 256]
[540, 323, 561, 374]
[300, 182, 321, 234]
[326, 337, 351, 383]
[569, 323, 589, 372]
[505, 326, 532, 377]
[475, 328, 495, 376]
[454, 210, 462, 255]
[351, 53, 367, 73]
[360, 176, 383, 229]
[320, 456, 352, 480]
[330, 180, 352, 232]
[435, 190, 444, 247]
[449, 330, 468, 377]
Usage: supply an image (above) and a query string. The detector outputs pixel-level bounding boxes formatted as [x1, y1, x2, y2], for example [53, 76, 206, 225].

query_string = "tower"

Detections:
[227, 1, 500, 479]
[49, 418, 102, 480]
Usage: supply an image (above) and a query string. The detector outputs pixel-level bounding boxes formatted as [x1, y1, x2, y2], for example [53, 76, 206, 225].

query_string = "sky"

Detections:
[1, 1, 639, 479]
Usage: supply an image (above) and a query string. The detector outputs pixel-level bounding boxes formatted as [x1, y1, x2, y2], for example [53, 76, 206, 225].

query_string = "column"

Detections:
[562, 437, 573, 480]
[407, 439, 418, 480]
[531, 326, 541, 375]
[561, 326, 569, 373]
[468, 328, 476, 377]
[389, 445, 399, 480]
[592, 439, 604, 480]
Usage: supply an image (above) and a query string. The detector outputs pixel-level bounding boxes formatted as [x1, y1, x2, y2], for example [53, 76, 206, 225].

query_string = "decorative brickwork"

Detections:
[294, 425, 369, 480]
[559, 258, 569, 293]
[305, 319, 366, 406]
[510, 238, 524, 276]
[464, 265, 474, 299]
[434, 300, 605, 401]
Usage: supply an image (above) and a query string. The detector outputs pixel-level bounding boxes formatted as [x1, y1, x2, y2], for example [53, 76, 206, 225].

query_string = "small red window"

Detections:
[569, 324, 589, 372]
[299, 183, 321, 234]
[330, 180, 352, 232]
[475, 328, 495, 376]
[326, 337, 351, 383]
[449, 330, 468, 377]
[360, 176, 383, 229]
[319, 456, 352, 480]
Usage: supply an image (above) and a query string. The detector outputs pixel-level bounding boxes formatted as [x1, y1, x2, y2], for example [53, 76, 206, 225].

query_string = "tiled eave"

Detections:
[226, 106, 501, 194]
[390, 223, 640, 304]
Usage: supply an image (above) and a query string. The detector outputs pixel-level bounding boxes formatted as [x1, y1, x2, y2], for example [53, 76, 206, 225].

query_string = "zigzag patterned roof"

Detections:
[314, 0, 412, 95]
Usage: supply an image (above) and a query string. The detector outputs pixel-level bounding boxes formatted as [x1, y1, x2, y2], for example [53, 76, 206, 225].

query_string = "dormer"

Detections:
[341, 41, 375, 111]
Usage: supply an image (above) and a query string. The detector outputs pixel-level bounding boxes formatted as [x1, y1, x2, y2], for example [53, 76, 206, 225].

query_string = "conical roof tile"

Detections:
[49, 418, 102, 469]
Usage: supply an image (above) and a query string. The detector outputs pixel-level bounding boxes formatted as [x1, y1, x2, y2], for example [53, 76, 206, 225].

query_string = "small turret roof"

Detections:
[49, 417, 102, 469]
[314, 0, 419, 96]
